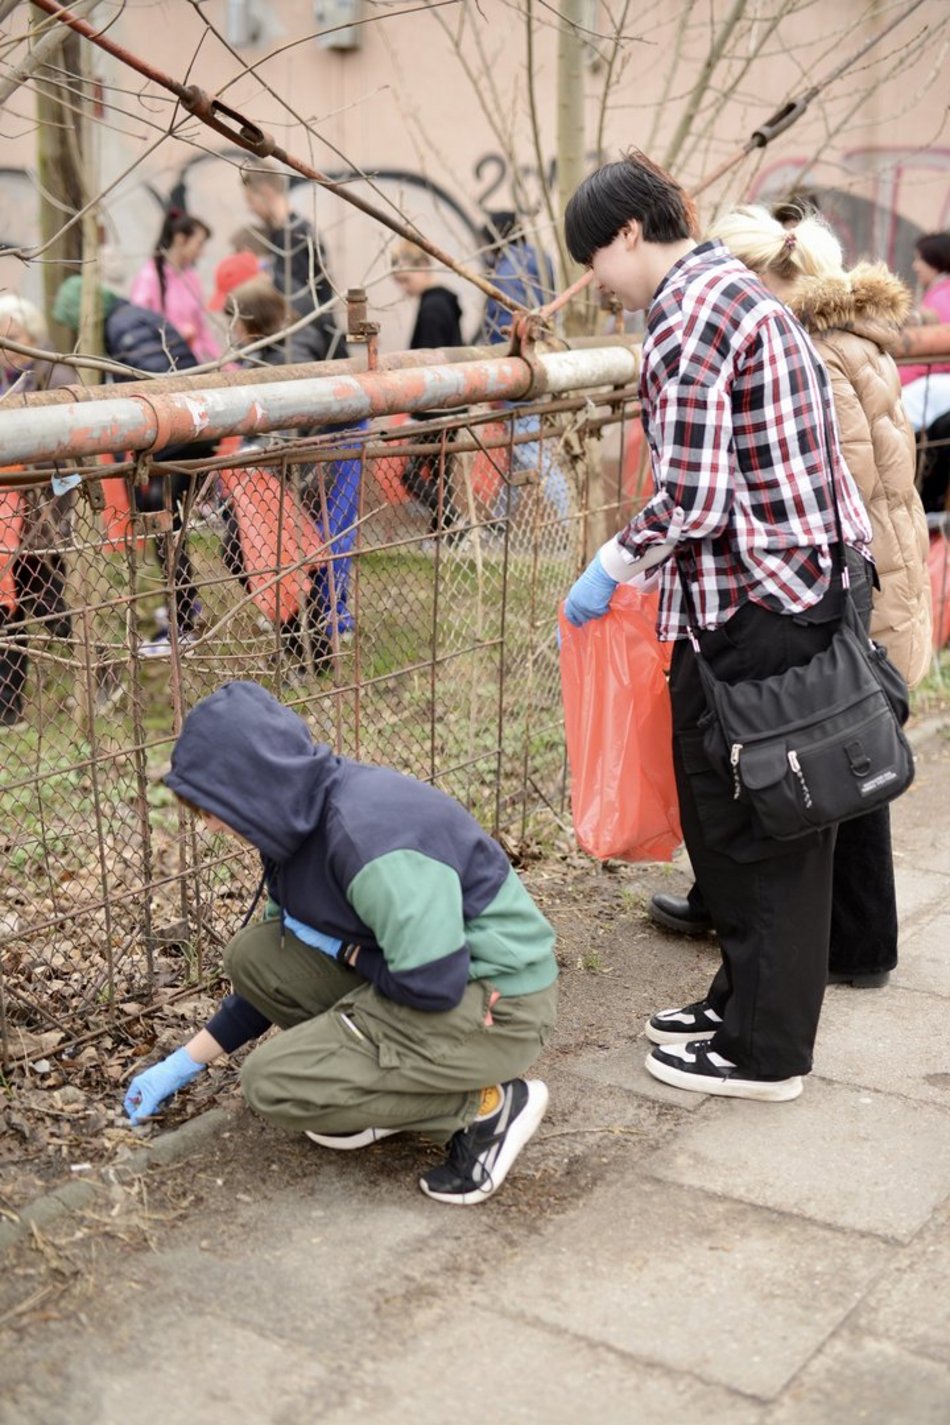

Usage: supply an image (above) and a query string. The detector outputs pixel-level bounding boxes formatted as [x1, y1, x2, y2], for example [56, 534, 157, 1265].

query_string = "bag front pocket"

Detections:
[735, 703, 914, 841]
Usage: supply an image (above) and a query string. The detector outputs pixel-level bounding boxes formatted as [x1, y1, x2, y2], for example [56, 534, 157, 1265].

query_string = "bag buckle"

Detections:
[846, 739, 872, 778]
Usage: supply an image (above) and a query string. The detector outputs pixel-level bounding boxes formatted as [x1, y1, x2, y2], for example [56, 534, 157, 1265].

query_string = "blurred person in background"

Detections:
[901, 232, 950, 509]
[221, 276, 364, 673]
[52, 275, 217, 657]
[0, 296, 76, 727]
[479, 211, 571, 528]
[905, 232, 950, 352]
[390, 240, 468, 541]
[130, 209, 220, 364]
[240, 161, 347, 363]
[646, 204, 931, 992]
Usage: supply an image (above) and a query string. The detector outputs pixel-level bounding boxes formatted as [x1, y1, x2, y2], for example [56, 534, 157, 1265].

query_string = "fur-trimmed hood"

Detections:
[787, 263, 911, 350]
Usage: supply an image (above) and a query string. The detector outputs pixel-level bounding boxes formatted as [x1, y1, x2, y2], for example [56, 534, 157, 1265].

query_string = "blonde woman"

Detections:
[649, 203, 931, 988]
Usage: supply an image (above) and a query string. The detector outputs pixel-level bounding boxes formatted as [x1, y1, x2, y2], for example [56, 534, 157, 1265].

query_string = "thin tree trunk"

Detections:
[32, 6, 84, 349]
[33, 6, 105, 735]
[556, 0, 586, 327]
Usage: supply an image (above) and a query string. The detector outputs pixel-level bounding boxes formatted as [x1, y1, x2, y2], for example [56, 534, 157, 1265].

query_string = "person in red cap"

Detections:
[209, 250, 263, 314]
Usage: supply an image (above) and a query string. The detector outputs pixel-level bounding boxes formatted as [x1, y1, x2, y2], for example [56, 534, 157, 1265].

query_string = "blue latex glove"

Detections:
[564, 552, 619, 628]
[124, 1046, 204, 1125]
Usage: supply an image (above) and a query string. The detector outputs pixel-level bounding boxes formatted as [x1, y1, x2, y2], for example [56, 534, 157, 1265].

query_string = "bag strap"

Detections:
[675, 372, 856, 658]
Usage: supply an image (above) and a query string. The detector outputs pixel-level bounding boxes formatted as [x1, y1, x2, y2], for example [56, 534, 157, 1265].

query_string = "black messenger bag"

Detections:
[678, 468, 914, 841]
[693, 601, 914, 840]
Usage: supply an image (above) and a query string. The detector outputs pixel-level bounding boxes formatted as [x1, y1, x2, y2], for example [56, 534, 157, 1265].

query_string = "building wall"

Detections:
[0, 0, 946, 348]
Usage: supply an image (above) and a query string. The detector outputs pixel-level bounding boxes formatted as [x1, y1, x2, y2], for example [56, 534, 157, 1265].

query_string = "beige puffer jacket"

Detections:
[791, 264, 932, 687]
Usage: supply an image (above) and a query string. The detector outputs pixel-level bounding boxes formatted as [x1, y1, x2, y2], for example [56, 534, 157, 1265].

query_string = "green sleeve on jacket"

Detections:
[346, 849, 464, 971]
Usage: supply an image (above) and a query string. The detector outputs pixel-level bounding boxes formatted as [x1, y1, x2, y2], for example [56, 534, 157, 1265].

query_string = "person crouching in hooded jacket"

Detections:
[123, 681, 558, 1206]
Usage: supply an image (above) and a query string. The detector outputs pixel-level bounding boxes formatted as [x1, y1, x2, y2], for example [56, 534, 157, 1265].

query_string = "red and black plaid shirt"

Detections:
[620, 241, 872, 640]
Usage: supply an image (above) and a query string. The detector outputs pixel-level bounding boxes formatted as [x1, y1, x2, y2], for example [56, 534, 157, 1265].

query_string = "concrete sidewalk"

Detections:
[2, 726, 948, 1425]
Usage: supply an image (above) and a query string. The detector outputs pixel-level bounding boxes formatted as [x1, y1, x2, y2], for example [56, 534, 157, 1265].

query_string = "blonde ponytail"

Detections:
[708, 204, 844, 283]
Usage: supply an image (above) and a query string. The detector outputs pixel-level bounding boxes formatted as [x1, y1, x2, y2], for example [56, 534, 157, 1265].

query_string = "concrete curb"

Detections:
[0, 1107, 234, 1255]
[3, 716, 947, 1259]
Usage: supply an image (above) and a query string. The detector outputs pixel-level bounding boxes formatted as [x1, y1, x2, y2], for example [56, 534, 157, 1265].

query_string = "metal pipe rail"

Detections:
[0, 344, 640, 466]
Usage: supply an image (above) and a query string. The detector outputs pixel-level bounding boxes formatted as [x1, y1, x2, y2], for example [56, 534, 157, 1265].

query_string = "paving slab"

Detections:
[96, 1317, 331, 1425]
[646, 1077, 950, 1241]
[491, 1175, 892, 1399]
[131, 1205, 439, 1340]
[567, 1038, 708, 1110]
[0, 1314, 337, 1425]
[893, 864, 950, 927]
[316, 1302, 769, 1425]
[763, 1330, 950, 1425]
[815, 983, 950, 1106]
[851, 1201, 950, 1365]
[894, 912, 950, 999]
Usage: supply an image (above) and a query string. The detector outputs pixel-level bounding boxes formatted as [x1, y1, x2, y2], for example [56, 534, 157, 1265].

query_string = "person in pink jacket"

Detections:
[899, 231, 950, 386]
[130, 209, 220, 364]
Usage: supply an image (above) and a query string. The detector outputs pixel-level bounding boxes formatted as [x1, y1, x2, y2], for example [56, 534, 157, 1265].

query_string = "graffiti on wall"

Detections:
[2, 145, 948, 318]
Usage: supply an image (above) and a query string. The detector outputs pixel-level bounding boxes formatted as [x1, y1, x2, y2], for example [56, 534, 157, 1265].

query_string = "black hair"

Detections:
[915, 231, 950, 275]
[479, 210, 522, 270]
[564, 150, 697, 266]
[484, 210, 518, 242]
[153, 208, 212, 311]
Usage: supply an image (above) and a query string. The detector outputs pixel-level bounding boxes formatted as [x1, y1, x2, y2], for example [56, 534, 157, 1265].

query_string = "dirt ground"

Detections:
[0, 834, 708, 1206]
[1, 720, 947, 1346]
[0, 829, 720, 1327]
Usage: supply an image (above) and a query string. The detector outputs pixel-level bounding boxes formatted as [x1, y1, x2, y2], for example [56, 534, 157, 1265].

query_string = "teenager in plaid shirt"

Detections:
[563, 152, 872, 1103]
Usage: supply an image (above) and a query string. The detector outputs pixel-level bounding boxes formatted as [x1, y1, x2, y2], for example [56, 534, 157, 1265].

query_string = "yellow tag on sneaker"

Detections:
[475, 1084, 502, 1119]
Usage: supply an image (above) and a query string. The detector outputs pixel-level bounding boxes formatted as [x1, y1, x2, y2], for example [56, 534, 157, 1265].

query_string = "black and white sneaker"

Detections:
[305, 1127, 401, 1151]
[645, 1000, 723, 1045]
[645, 1040, 803, 1101]
[419, 1079, 549, 1206]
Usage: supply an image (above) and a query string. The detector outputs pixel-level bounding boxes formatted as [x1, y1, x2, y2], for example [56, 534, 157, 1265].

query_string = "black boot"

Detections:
[648, 888, 714, 936]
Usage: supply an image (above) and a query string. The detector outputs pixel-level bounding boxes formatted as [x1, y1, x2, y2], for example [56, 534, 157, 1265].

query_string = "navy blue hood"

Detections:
[165, 681, 338, 861]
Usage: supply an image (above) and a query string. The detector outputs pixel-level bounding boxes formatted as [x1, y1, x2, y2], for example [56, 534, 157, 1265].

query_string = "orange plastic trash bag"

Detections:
[559, 584, 682, 862]
[471, 420, 509, 505]
[370, 413, 412, 505]
[0, 471, 25, 615]
[219, 466, 322, 626]
[928, 533, 950, 650]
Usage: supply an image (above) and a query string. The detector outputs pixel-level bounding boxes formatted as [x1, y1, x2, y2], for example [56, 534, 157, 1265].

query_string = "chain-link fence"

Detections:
[0, 378, 641, 1065]
[3, 335, 947, 1068]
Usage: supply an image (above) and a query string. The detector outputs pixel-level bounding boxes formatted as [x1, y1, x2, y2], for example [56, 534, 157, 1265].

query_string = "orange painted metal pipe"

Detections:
[0, 345, 640, 465]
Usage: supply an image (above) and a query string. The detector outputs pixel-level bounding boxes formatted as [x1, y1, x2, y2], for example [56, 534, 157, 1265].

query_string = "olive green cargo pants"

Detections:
[225, 921, 557, 1144]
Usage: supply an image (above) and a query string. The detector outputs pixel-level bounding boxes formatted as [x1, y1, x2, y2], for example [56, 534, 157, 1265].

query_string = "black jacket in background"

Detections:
[104, 300, 197, 378]
[410, 286, 464, 351]
[266, 213, 335, 316]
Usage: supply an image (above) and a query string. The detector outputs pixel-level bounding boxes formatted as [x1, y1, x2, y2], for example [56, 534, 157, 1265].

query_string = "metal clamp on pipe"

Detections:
[750, 96, 811, 147]
[346, 288, 380, 372]
[508, 312, 551, 401]
[179, 86, 278, 158]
